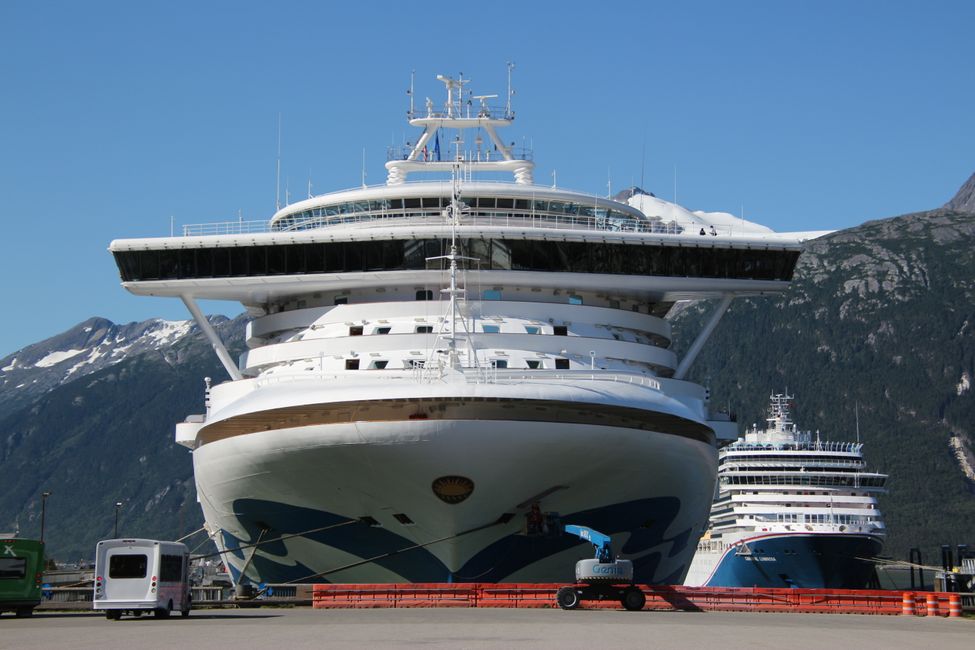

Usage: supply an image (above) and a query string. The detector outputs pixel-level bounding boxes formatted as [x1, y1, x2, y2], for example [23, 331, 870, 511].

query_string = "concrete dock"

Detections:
[2, 608, 971, 650]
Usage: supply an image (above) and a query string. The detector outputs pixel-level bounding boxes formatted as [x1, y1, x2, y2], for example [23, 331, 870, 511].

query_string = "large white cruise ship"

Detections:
[110, 73, 812, 585]
[683, 393, 888, 588]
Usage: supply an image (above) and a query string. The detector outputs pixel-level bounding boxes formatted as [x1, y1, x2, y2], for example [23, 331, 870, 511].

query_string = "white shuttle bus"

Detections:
[93, 539, 191, 620]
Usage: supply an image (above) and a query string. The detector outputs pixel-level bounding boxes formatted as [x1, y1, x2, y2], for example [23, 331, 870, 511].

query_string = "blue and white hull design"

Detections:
[686, 533, 883, 589]
[193, 376, 720, 584]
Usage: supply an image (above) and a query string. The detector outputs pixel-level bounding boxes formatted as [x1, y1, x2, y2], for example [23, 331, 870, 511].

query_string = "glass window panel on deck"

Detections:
[228, 247, 249, 276]
[267, 246, 287, 275]
[304, 244, 325, 273]
[211, 248, 230, 277]
[158, 250, 179, 279]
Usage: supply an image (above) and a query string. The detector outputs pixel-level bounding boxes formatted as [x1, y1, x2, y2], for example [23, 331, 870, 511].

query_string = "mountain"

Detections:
[0, 316, 246, 560]
[944, 172, 975, 213]
[670, 187, 975, 563]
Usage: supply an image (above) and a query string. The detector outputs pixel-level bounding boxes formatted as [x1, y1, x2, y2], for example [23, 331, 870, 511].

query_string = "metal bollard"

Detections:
[925, 593, 939, 617]
[901, 592, 916, 616]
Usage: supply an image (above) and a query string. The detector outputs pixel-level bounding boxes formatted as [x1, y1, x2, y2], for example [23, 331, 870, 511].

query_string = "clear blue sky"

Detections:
[1, 0, 972, 357]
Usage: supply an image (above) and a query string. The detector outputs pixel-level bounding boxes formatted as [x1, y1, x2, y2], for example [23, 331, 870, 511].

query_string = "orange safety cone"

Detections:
[948, 593, 962, 618]
[902, 592, 916, 616]
[925, 593, 939, 617]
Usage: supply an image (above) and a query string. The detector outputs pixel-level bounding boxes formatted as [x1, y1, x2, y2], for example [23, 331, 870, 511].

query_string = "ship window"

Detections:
[108, 554, 148, 579]
[482, 289, 502, 301]
[422, 197, 442, 208]
[555, 358, 570, 370]
[115, 239, 801, 283]
[526, 360, 541, 369]
[524, 326, 540, 334]
[491, 359, 508, 369]
[393, 513, 415, 525]
[568, 295, 583, 305]
[345, 359, 360, 370]
[514, 199, 530, 210]
[403, 198, 421, 209]
[609, 300, 620, 309]
[553, 326, 568, 336]
[416, 289, 434, 301]
[477, 197, 496, 208]
[349, 326, 363, 336]
[359, 516, 381, 527]
[406, 359, 425, 368]
[372, 360, 389, 369]
[496, 198, 514, 209]
[334, 297, 348, 305]
[482, 324, 500, 333]
[416, 325, 433, 334]
[375, 327, 392, 335]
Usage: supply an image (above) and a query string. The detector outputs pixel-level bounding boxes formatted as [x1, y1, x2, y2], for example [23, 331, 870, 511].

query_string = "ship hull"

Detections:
[685, 533, 883, 589]
[194, 416, 718, 584]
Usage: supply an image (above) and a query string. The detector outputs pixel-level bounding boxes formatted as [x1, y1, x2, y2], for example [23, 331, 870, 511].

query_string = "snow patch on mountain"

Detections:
[958, 372, 971, 396]
[145, 320, 193, 346]
[35, 349, 85, 368]
[625, 191, 829, 240]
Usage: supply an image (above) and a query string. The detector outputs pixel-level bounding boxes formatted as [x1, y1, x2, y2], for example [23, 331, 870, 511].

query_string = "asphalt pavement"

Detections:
[1, 607, 971, 649]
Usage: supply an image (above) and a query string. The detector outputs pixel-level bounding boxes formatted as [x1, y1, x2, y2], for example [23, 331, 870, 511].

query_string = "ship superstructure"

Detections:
[684, 393, 888, 588]
[110, 72, 810, 585]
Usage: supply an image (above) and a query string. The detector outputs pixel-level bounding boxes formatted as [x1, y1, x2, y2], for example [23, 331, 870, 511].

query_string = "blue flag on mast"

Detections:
[433, 130, 441, 162]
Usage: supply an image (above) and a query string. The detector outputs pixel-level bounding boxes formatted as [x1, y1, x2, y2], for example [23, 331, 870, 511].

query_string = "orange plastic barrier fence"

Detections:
[312, 584, 961, 616]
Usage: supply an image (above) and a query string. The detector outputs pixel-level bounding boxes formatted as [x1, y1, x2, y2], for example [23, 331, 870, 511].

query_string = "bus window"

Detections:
[160, 555, 183, 582]
[0, 558, 27, 579]
[109, 554, 148, 579]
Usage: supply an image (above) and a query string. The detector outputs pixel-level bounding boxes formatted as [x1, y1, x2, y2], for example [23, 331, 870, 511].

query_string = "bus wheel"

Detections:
[106, 610, 121, 621]
[156, 601, 172, 618]
[15, 607, 33, 618]
[181, 608, 190, 618]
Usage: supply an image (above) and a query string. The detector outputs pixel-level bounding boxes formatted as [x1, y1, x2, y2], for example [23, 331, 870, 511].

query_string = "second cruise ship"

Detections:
[683, 392, 888, 588]
[110, 72, 814, 585]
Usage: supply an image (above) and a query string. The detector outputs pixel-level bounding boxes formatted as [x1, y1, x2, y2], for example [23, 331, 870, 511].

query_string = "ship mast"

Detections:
[385, 72, 534, 185]
[425, 160, 479, 372]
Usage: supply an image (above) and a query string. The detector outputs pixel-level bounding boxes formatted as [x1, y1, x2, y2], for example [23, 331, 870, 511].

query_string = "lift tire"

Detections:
[155, 601, 172, 619]
[622, 587, 646, 611]
[556, 587, 581, 610]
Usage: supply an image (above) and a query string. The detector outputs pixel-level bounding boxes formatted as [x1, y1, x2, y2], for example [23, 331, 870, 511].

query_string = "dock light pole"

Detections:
[114, 501, 123, 538]
[40, 491, 52, 543]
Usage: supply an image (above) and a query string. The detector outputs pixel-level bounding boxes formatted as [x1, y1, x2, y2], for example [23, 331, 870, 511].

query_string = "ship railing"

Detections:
[722, 459, 867, 469]
[184, 211, 697, 237]
[252, 368, 664, 392]
[405, 103, 514, 122]
[386, 143, 534, 162]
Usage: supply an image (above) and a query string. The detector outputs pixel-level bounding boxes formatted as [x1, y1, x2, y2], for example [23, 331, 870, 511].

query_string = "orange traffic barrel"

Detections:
[902, 592, 916, 616]
[925, 593, 939, 617]
[948, 593, 962, 618]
